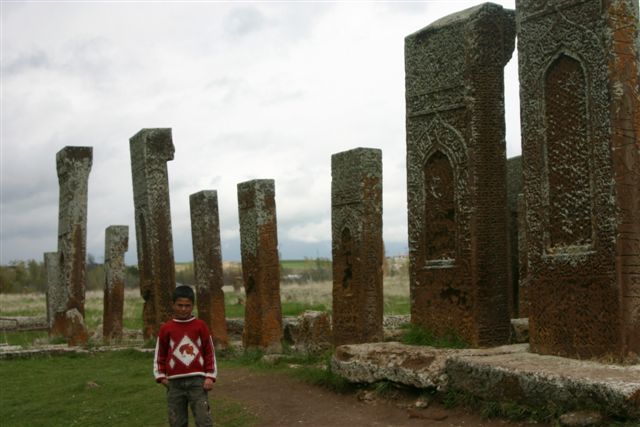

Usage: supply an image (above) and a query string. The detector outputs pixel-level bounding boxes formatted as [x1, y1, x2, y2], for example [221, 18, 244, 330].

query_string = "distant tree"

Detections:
[125, 265, 139, 288]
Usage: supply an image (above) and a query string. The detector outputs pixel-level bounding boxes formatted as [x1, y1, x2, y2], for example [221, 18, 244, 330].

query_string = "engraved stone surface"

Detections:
[507, 156, 523, 317]
[190, 190, 228, 349]
[405, 3, 515, 346]
[103, 225, 129, 343]
[130, 128, 176, 340]
[331, 147, 383, 346]
[517, 0, 640, 360]
[516, 194, 529, 318]
[44, 252, 63, 334]
[237, 179, 283, 352]
[56, 146, 92, 344]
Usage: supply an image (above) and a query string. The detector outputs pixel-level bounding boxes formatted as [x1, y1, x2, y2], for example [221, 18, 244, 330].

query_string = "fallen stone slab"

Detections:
[446, 346, 640, 420]
[331, 342, 524, 390]
[0, 316, 48, 331]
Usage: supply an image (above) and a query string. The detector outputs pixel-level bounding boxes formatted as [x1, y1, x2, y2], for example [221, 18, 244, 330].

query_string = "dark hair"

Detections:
[172, 285, 195, 303]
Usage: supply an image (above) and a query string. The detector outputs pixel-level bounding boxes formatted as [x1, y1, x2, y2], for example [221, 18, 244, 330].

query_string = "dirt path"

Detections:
[214, 367, 547, 427]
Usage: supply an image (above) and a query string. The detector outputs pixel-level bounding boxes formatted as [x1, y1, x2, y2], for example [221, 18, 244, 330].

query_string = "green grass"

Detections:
[400, 323, 468, 348]
[383, 295, 410, 315]
[223, 301, 327, 319]
[0, 349, 257, 427]
[1, 330, 49, 346]
[280, 259, 331, 270]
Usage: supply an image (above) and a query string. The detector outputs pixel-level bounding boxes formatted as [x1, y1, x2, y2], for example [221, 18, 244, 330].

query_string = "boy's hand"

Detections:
[160, 378, 169, 388]
[203, 378, 214, 391]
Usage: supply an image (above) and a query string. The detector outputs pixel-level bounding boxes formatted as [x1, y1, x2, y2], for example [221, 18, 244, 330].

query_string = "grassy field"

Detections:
[0, 274, 411, 347]
[0, 349, 258, 427]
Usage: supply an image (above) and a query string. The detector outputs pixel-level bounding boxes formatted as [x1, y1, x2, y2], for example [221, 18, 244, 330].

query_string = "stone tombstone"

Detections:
[506, 156, 523, 317]
[516, 194, 529, 318]
[56, 146, 92, 344]
[190, 190, 229, 349]
[405, 3, 515, 346]
[44, 251, 63, 334]
[237, 179, 283, 352]
[103, 225, 129, 343]
[130, 128, 176, 340]
[517, 0, 640, 360]
[331, 147, 383, 346]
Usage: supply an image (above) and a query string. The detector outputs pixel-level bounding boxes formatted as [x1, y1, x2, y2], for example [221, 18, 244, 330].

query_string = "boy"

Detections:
[154, 285, 217, 427]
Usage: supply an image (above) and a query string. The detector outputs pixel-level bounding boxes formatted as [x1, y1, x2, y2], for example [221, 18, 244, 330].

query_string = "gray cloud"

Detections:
[2, 50, 51, 76]
[1, 1, 520, 265]
[224, 7, 266, 38]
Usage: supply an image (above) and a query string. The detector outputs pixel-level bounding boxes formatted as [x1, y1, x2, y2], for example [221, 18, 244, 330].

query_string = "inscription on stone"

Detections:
[103, 225, 129, 343]
[237, 179, 283, 352]
[130, 128, 176, 340]
[56, 146, 92, 345]
[405, 3, 515, 346]
[332, 148, 383, 346]
[190, 190, 228, 349]
[517, 0, 640, 360]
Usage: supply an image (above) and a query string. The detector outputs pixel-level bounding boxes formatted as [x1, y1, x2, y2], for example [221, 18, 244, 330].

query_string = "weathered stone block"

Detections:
[190, 190, 228, 349]
[130, 128, 176, 340]
[332, 342, 454, 390]
[507, 156, 523, 318]
[331, 147, 383, 346]
[44, 252, 62, 332]
[285, 311, 332, 353]
[517, 0, 640, 360]
[237, 179, 282, 353]
[103, 225, 128, 343]
[405, 3, 515, 346]
[56, 146, 92, 345]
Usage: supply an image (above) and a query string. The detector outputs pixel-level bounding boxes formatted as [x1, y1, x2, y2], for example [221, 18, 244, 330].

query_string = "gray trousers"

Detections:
[167, 376, 213, 427]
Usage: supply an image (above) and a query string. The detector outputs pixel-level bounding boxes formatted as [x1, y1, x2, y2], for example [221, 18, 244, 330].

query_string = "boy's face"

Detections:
[172, 297, 194, 320]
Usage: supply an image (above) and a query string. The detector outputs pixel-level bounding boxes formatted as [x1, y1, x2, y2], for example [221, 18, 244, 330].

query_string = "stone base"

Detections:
[332, 342, 640, 419]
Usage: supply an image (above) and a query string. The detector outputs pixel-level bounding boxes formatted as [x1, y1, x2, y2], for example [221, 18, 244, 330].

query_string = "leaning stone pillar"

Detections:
[190, 190, 228, 349]
[237, 179, 282, 352]
[56, 146, 92, 345]
[405, 4, 515, 346]
[130, 128, 176, 340]
[331, 147, 383, 346]
[103, 225, 129, 343]
[517, 0, 640, 360]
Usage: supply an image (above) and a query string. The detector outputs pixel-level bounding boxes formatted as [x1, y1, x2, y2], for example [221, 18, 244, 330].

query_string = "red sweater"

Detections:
[153, 317, 217, 382]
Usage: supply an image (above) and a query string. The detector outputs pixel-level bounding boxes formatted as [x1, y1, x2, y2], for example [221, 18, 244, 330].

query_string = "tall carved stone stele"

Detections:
[405, 3, 515, 346]
[44, 251, 61, 332]
[517, 0, 640, 360]
[190, 190, 229, 349]
[506, 156, 523, 317]
[55, 146, 92, 345]
[103, 225, 129, 343]
[130, 128, 176, 340]
[237, 179, 283, 352]
[331, 147, 383, 346]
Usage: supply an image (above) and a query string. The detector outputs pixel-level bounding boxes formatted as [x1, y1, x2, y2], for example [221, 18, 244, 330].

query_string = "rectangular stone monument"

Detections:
[44, 251, 63, 336]
[516, 194, 529, 318]
[103, 225, 129, 343]
[130, 128, 176, 340]
[517, 0, 640, 360]
[56, 146, 92, 345]
[331, 147, 383, 346]
[507, 156, 523, 317]
[237, 179, 283, 352]
[405, 3, 515, 346]
[190, 190, 229, 349]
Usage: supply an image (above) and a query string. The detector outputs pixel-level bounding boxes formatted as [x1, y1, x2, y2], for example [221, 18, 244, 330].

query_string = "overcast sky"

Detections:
[1, 0, 520, 265]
